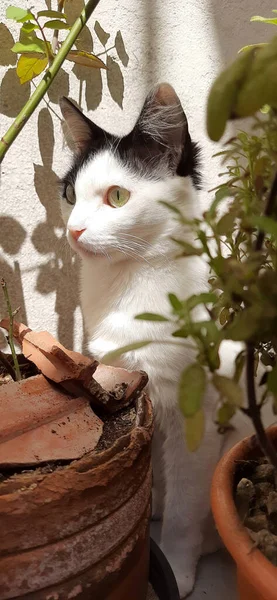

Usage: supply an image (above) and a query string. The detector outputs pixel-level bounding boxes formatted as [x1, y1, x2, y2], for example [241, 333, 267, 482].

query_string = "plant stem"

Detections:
[245, 170, 277, 468]
[34, 15, 54, 65]
[0, 0, 101, 163]
[1, 279, 21, 381]
[256, 171, 277, 251]
[246, 343, 277, 469]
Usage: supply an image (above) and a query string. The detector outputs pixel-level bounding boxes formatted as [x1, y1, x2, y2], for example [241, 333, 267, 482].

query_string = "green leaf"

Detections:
[37, 10, 67, 19]
[260, 104, 271, 114]
[249, 215, 277, 240]
[102, 341, 151, 364]
[172, 327, 189, 338]
[44, 19, 70, 30]
[186, 293, 217, 311]
[135, 313, 169, 322]
[168, 293, 183, 312]
[234, 350, 245, 383]
[12, 32, 46, 54]
[66, 50, 107, 70]
[227, 312, 258, 341]
[171, 238, 203, 256]
[217, 403, 236, 425]
[219, 307, 230, 325]
[16, 53, 48, 83]
[250, 16, 277, 25]
[12, 42, 46, 54]
[21, 22, 39, 33]
[185, 409, 205, 452]
[216, 212, 235, 236]
[206, 48, 255, 141]
[6, 6, 30, 21]
[179, 363, 206, 418]
[213, 374, 244, 406]
[208, 186, 234, 218]
[239, 43, 267, 53]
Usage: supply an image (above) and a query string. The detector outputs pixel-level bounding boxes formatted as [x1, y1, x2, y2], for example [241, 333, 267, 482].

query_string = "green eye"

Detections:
[65, 184, 76, 205]
[107, 186, 130, 208]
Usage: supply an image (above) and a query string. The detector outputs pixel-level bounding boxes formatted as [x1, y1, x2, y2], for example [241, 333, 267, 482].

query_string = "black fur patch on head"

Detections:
[59, 85, 201, 198]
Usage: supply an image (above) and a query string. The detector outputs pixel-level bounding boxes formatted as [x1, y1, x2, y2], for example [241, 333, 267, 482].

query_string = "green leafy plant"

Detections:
[5, 3, 107, 85]
[103, 11, 277, 464]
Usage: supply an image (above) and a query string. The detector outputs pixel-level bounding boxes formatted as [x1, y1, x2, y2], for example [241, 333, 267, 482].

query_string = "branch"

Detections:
[0, 0, 101, 163]
[246, 343, 277, 469]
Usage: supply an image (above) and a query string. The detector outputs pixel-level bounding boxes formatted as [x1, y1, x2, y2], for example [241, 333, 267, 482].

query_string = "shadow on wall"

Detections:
[210, 0, 276, 66]
[0, 5, 128, 349]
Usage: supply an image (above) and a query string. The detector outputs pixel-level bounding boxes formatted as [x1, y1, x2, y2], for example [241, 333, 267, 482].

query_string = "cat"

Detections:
[59, 84, 263, 597]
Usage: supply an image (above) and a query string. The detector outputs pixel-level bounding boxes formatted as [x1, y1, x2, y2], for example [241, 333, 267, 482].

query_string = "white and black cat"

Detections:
[59, 84, 259, 597]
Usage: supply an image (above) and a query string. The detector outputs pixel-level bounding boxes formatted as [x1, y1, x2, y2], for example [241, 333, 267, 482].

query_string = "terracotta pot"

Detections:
[211, 426, 277, 600]
[0, 390, 153, 600]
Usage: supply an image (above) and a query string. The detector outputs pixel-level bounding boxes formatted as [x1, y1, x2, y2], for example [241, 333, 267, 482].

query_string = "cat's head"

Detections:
[59, 83, 200, 263]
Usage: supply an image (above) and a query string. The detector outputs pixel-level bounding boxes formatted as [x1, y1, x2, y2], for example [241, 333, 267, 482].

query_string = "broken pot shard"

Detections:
[0, 375, 103, 466]
[0, 320, 148, 412]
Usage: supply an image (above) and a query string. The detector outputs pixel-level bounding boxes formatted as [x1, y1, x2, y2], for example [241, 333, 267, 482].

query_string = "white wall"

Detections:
[0, 0, 274, 350]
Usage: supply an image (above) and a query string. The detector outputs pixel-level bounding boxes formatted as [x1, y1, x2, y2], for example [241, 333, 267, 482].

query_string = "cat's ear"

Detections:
[136, 83, 188, 167]
[59, 97, 99, 153]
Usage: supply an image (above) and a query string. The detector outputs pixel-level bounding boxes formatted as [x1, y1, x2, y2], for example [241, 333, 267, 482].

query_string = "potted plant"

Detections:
[104, 12, 277, 600]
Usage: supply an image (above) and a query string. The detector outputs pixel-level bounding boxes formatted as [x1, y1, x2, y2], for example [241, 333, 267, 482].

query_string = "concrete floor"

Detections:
[150, 522, 238, 599]
[188, 550, 237, 600]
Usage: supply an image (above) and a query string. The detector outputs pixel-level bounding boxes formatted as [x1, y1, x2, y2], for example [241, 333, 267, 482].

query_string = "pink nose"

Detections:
[69, 228, 86, 241]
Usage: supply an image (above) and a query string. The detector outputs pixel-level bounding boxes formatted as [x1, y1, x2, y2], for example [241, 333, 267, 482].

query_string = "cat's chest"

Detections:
[80, 262, 174, 359]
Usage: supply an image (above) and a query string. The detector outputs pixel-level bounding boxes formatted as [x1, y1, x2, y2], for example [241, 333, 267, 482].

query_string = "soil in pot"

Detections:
[211, 428, 277, 600]
[235, 457, 277, 565]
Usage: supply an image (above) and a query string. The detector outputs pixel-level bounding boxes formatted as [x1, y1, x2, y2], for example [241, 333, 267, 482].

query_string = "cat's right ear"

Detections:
[59, 97, 97, 154]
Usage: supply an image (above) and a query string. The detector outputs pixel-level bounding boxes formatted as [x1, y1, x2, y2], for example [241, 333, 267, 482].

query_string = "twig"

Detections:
[0, 0, 101, 163]
[1, 279, 21, 381]
[52, 0, 64, 55]
[34, 15, 54, 65]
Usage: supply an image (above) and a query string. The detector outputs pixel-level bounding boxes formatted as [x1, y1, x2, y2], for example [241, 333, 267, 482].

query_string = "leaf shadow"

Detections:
[0, 68, 31, 117]
[106, 56, 124, 108]
[0, 23, 17, 67]
[115, 30, 129, 67]
[32, 107, 80, 348]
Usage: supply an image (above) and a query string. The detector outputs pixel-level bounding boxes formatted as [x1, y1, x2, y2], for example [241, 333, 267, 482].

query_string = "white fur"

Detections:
[62, 149, 273, 597]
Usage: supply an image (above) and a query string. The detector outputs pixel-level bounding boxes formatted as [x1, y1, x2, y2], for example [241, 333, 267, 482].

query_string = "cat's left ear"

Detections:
[59, 97, 101, 154]
[136, 83, 188, 168]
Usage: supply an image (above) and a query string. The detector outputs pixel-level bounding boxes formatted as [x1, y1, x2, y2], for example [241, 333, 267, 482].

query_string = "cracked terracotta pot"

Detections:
[0, 391, 153, 600]
[211, 427, 277, 600]
[0, 322, 153, 600]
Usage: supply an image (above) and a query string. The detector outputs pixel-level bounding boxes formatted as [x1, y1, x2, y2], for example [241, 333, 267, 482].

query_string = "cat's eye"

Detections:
[106, 186, 130, 208]
[65, 183, 76, 205]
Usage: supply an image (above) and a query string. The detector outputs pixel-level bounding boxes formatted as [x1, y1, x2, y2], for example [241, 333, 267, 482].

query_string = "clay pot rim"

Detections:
[0, 378, 153, 498]
[211, 426, 277, 600]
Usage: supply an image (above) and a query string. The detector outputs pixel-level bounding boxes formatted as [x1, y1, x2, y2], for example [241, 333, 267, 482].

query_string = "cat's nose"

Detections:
[69, 228, 86, 241]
